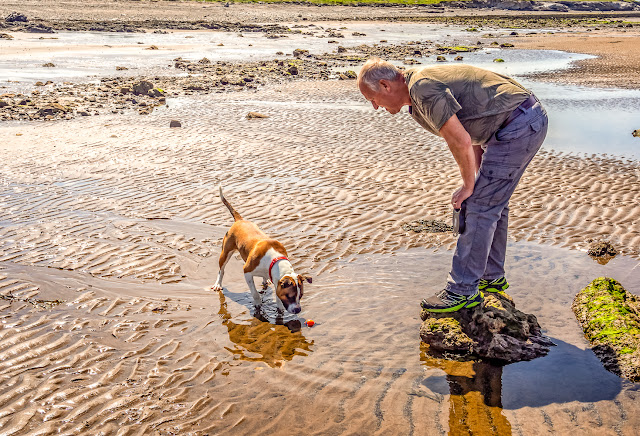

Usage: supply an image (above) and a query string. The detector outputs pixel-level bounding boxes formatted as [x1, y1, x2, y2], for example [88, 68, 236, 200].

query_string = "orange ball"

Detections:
[305, 319, 315, 327]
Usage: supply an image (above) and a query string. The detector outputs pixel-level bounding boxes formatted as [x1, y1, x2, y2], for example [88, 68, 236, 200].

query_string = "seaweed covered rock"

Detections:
[420, 292, 554, 362]
[572, 277, 640, 381]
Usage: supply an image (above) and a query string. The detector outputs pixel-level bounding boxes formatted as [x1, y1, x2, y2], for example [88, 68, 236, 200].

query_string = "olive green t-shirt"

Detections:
[404, 65, 531, 144]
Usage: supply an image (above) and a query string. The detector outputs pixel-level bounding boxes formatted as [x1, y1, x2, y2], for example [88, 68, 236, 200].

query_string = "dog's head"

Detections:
[276, 274, 312, 314]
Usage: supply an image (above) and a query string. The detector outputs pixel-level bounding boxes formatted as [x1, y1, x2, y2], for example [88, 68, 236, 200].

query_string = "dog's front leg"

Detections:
[261, 278, 271, 290]
[275, 296, 285, 315]
[245, 273, 262, 309]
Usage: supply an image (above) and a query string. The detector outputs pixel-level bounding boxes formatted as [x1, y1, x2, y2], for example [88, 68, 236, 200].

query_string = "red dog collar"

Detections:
[268, 256, 289, 283]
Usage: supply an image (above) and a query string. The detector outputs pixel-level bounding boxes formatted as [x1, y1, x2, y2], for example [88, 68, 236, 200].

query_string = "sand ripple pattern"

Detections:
[0, 80, 639, 434]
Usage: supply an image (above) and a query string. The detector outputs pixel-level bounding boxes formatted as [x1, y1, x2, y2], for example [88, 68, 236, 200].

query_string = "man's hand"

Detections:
[452, 185, 473, 209]
[439, 114, 477, 209]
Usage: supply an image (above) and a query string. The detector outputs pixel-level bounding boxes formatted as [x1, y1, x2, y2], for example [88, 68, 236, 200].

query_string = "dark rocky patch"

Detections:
[420, 291, 554, 362]
[402, 219, 452, 233]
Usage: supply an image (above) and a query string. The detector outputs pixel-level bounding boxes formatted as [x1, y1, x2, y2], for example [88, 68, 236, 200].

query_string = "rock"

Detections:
[37, 103, 67, 117]
[0, 33, 14, 40]
[436, 56, 447, 62]
[78, 110, 90, 116]
[572, 278, 640, 382]
[120, 87, 132, 95]
[632, 129, 640, 137]
[246, 112, 269, 119]
[5, 12, 28, 22]
[146, 45, 159, 50]
[0, 99, 9, 108]
[420, 292, 554, 362]
[402, 219, 452, 233]
[455, 55, 464, 61]
[42, 63, 55, 68]
[287, 65, 299, 75]
[198, 57, 211, 64]
[26, 24, 54, 34]
[292, 48, 309, 58]
[493, 58, 505, 63]
[337, 46, 347, 53]
[116, 66, 128, 71]
[587, 240, 618, 257]
[132, 80, 154, 96]
[500, 43, 514, 48]
[169, 120, 182, 128]
[148, 88, 164, 98]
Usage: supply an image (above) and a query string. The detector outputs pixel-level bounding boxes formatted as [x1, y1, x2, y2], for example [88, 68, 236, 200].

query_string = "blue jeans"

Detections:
[446, 97, 548, 296]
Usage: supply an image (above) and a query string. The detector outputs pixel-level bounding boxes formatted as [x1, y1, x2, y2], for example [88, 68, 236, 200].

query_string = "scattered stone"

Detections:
[293, 48, 309, 58]
[402, 219, 452, 233]
[198, 57, 211, 64]
[500, 42, 515, 48]
[116, 66, 129, 71]
[337, 46, 347, 53]
[572, 277, 640, 382]
[148, 88, 164, 98]
[493, 58, 505, 62]
[632, 129, 640, 137]
[275, 51, 284, 55]
[287, 65, 299, 75]
[420, 291, 554, 362]
[586, 240, 618, 264]
[0, 33, 14, 40]
[352, 32, 367, 36]
[455, 55, 464, 61]
[169, 120, 182, 128]
[37, 103, 67, 117]
[78, 110, 90, 116]
[5, 12, 28, 23]
[0, 99, 9, 108]
[42, 62, 55, 68]
[436, 55, 447, 62]
[146, 45, 159, 50]
[132, 80, 154, 96]
[246, 112, 269, 119]
[26, 24, 54, 34]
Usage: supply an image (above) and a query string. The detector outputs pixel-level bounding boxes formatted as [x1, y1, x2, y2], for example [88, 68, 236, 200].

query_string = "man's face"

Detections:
[359, 78, 405, 115]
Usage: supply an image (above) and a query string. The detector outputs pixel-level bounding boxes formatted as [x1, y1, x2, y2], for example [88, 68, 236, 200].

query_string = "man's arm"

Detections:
[439, 114, 477, 209]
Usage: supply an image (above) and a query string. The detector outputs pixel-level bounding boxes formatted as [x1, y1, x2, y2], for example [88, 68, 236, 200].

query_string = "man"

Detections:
[358, 58, 548, 312]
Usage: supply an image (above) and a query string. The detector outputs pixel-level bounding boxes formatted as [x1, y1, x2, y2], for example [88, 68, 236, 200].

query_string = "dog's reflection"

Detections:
[420, 346, 512, 436]
[216, 288, 314, 368]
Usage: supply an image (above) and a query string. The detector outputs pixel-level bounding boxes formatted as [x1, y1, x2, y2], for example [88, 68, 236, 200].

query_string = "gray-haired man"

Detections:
[358, 58, 548, 312]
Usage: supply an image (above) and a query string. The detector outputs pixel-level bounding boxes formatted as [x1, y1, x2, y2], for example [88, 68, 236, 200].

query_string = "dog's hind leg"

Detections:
[211, 234, 235, 291]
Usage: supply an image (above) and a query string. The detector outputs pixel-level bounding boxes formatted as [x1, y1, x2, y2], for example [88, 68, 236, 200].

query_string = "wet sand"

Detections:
[1, 79, 640, 434]
[514, 30, 640, 89]
[1, 1, 640, 434]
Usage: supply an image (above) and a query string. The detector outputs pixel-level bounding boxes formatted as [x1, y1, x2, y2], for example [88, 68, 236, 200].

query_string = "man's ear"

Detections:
[379, 79, 392, 92]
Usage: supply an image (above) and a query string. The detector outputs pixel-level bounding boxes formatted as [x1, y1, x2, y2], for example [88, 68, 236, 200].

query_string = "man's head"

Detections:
[357, 58, 410, 114]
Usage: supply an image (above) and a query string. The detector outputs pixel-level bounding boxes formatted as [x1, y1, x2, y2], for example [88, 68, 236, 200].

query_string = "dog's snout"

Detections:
[288, 305, 301, 314]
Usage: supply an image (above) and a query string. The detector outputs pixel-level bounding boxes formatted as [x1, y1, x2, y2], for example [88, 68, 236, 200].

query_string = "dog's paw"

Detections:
[211, 284, 223, 291]
[261, 280, 272, 290]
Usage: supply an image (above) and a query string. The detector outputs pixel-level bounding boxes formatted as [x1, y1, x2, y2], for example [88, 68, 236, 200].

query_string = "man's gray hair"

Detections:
[358, 58, 402, 91]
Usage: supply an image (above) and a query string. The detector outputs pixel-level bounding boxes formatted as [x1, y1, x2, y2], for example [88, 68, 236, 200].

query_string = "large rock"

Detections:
[5, 12, 28, 23]
[132, 80, 154, 96]
[420, 292, 554, 362]
[572, 277, 640, 381]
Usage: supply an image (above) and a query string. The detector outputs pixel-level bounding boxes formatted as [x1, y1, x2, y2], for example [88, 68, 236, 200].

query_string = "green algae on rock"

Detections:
[572, 277, 640, 381]
[420, 292, 554, 362]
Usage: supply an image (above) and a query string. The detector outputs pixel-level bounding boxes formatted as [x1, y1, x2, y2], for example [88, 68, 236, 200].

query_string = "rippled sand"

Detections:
[1, 79, 640, 434]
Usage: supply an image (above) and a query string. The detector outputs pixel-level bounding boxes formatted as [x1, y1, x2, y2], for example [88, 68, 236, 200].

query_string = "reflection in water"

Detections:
[420, 345, 512, 436]
[216, 290, 314, 368]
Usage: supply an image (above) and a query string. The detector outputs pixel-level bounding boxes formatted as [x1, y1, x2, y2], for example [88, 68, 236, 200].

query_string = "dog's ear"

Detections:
[299, 274, 312, 284]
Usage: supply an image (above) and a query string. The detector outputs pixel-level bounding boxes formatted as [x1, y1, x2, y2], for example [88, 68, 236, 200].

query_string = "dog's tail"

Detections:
[219, 185, 243, 221]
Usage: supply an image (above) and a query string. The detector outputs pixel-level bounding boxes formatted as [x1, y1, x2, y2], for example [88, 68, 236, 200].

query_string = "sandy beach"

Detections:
[1, 1, 640, 434]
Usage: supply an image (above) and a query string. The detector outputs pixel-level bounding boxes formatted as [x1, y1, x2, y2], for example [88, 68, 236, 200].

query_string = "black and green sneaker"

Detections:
[420, 289, 484, 313]
[478, 277, 509, 293]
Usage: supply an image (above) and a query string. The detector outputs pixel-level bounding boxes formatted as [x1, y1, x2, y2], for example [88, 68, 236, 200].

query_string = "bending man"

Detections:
[357, 59, 548, 312]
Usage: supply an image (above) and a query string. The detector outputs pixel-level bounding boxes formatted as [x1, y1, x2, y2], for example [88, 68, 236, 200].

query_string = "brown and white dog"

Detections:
[211, 186, 312, 314]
